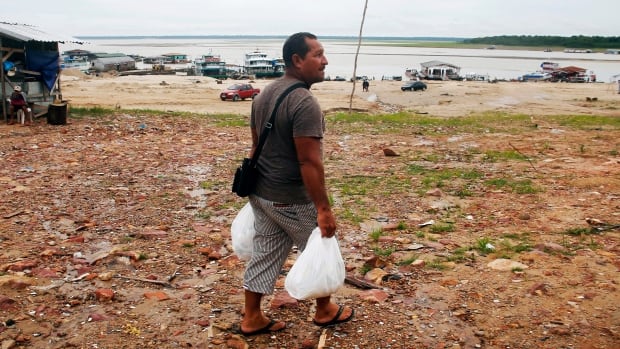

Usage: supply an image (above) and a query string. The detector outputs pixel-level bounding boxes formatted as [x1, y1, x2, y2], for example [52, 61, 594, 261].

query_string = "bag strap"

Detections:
[250, 82, 307, 166]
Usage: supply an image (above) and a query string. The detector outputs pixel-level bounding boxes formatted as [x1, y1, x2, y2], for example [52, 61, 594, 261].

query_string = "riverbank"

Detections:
[59, 70, 620, 117]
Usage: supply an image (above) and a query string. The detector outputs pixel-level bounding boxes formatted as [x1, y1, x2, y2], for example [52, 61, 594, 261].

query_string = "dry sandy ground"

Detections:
[59, 70, 620, 117]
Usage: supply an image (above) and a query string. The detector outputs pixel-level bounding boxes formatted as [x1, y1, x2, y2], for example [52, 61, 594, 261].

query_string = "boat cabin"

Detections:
[162, 53, 190, 64]
[420, 60, 462, 80]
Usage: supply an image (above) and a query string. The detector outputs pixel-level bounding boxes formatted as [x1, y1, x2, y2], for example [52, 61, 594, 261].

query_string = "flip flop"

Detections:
[313, 305, 355, 327]
[238, 319, 285, 336]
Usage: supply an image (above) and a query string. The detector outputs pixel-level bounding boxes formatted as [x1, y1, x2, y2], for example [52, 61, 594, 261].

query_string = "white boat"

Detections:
[540, 61, 559, 72]
[243, 50, 285, 78]
[521, 72, 551, 81]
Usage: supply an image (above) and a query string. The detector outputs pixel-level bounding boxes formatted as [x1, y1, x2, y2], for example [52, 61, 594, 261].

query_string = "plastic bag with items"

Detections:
[230, 202, 255, 261]
[285, 227, 345, 300]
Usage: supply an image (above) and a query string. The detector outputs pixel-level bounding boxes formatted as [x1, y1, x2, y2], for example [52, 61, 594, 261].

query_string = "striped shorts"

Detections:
[244, 195, 317, 295]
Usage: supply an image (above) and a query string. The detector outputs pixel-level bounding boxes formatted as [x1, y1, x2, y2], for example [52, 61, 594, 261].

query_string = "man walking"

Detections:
[239, 32, 354, 336]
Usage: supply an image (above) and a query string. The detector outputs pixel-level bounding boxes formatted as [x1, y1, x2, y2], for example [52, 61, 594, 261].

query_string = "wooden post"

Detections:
[348, 0, 369, 114]
[1, 37, 6, 123]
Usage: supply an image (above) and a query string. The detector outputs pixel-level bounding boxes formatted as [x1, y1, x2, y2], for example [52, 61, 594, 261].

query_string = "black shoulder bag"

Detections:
[232, 82, 306, 197]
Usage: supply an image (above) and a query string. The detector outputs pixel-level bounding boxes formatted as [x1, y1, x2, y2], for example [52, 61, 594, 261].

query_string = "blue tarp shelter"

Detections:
[0, 21, 83, 121]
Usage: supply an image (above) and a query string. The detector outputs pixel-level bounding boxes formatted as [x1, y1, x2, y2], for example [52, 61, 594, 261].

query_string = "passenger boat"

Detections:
[195, 54, 229, 79]
[243, 51, 285, 78]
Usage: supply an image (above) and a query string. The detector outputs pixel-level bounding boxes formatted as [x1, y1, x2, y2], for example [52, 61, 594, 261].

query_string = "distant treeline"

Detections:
[463, 35, 620, 48]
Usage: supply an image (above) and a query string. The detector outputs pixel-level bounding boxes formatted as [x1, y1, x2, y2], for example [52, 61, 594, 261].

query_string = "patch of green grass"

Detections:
[426, 259, 448, 270]
[195, 211, 211, 220]
[321, 112, 619, 138]
[564, 227, 595, 236]
[445, 251, 470, 263]
[485, 178, 541, 194]
[330, 111, 413, 125]
[455, 187, 474, 198]
[407, 164, 484, 194]
[331, 174, 410, 196]
[396, 221, 407, 230]
[338, 208, 364, 224]
[373, 247, 395, 257]
[69, 106, 251, 127]
[475, 237, 495, 255]
[397, 256, 417, 265]
[69, 106, 112, 118]
[207, 113, 249, 127]
[429, 223, 454, 234]
[510, 242, 533, 253]
[328, 111, 534, 135]
[199, 180, 226, 190]
[407, 164, 427, 175]
[546, 114, 620, 130]
[483, 150, 529, 162]
[369, 229, 383, 242]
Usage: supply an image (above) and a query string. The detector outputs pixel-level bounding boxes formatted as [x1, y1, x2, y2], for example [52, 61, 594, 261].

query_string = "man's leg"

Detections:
[314, 296, 354, 325]
[241, 290, 285, 334]
[7, 106, 15, 124]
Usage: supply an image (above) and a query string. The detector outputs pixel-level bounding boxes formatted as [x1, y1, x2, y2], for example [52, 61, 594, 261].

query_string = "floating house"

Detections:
[0, 21, 84, 121]
[162, 53, 190, 64]
[89, 53, 136, 72]
[522, 62, 596, 83]
[419, 60, 462, 80]
[60, 49, 90, 70]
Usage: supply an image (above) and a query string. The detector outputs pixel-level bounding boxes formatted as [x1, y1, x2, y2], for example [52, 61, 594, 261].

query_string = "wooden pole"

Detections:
[1, 37, 6, 123]
[348, 0, 369, 114]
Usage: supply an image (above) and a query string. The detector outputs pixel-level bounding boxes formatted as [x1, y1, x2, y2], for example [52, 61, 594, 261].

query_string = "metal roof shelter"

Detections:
[420, 60, 461, 70]
[0, 21, 83, 122]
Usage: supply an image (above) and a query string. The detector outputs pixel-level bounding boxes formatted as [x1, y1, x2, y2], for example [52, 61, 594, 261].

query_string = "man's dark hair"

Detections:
[283, 32, 317, 68]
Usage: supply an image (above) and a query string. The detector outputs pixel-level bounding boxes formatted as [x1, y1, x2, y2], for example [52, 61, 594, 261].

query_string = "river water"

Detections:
[60, 37, 620, 82]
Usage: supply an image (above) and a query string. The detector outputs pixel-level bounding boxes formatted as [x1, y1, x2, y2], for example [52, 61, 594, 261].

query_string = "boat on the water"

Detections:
[243, 51, 285, 78]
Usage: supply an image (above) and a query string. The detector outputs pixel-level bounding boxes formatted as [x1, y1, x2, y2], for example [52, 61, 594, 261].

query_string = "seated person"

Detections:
[8, 85, 29, 125]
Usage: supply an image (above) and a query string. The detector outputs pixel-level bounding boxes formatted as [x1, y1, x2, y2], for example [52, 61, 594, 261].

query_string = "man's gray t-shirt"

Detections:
[250, 77, 325, 204]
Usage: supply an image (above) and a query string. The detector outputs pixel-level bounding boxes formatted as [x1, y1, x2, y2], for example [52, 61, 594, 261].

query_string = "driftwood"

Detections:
[3, 210, 24, 219]
[116, 267, 179, 287]
[116, 275, 172, 287]
[345, 274, 381, 289]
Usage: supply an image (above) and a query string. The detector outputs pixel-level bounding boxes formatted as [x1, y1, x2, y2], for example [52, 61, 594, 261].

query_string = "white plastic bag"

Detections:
[285, 227, 345, 300]
[230, 202, 255, 261]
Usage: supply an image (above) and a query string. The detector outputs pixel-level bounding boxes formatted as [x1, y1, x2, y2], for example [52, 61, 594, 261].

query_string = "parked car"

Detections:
[220, 83, 260, 101]
[401, 81, 427, 91]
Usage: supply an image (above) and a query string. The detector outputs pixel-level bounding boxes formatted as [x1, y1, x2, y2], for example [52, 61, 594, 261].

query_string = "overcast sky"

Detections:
[2, 0, 619, 38]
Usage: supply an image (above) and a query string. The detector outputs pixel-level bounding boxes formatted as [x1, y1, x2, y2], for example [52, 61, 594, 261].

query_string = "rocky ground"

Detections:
[1, 75, 619, 349]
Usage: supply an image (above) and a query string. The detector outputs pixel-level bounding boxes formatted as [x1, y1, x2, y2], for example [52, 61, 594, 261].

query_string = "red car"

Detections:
[220, 83, 260, 101]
